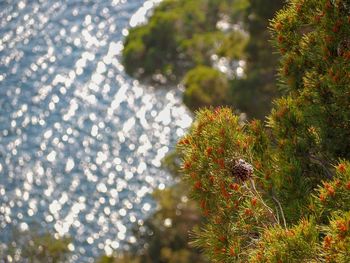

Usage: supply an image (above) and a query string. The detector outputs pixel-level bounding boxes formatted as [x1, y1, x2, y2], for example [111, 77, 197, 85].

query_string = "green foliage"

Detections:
[183, 66, 230, 111]
[96, 254, 141, 263]
[178, 109, 277, 261]
[229, 0, 284, 119]
[322, 211, 350, 262]
[180, 32, 225, 66]
[122, 0, 283, 118]
[178, 0, 350, 261]
[314, 162, 350, 220]
[161, 150, 183, 178]
[123, 11, 179, 78]
[216, 31, 248, 60]
[1, 229, 71, 263]
[122, 0, 219, 79]
[249, 218, 320, 262]
[271, 0, 350, 159]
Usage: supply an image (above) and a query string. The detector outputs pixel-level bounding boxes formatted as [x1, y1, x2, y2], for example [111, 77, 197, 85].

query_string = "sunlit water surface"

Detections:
[0, 0, 192, 261]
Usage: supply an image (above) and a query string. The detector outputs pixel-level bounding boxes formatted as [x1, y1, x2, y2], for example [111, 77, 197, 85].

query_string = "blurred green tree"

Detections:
[1, 228, 71, 263]
[122, 0, 284, 119]
[183, 66, 230, 111]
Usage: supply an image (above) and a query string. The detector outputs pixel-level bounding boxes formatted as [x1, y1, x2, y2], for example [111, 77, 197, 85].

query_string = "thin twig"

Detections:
[272, 195, 287, 229]
[274, 204, 280, 225]
[249, 179, 279, 225]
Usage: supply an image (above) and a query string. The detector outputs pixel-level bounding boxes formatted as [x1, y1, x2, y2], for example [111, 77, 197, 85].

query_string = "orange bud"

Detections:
[286, 230, 295, 237]
[256, 253, 263, 261]
[326, 186, 335, 196]
[323, 235, 332, 248]
[337, 221, 348, 233]
[183, 161, 191, 170]
[278, 35, 284, 43]
[275, 22, 282, 31]
[324, 182, 331, 188]
[254, 161, 262, 170]
[296, 3, 302, 13]
[335, 179, 341, 187]
[229, 246, 236, 256]
[219, 128, 225, 136]
[194, 181, 202, 190]
[244, 208, 253, 216]
[217, 159, 225, 169]
[251, 197, 258, 206]
[219, 236, 226, 242]
[230, 183, 239, 191]
[213, 107, 220, 115]
[337, 163, 346, 173]
[346, 181, 350, 190]
[209, 175, 215, 185]
[319, 193, 326, 202]
[221, 183, 230, 199]
[344, 51, 350, 60]
[217, 147, 225, 155]
[200, 200, 206, 209]
[206, 147, 213, 156]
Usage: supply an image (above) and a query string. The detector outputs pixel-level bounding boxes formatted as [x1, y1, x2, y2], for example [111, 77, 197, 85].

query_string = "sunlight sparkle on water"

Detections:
[0, 0, 192, 261]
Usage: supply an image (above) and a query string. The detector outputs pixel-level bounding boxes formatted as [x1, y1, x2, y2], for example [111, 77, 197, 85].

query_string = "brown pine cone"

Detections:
[231, 159, 254, 182]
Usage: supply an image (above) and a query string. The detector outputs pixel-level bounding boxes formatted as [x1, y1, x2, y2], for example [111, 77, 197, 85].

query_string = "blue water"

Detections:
[0, 0, 192, 261]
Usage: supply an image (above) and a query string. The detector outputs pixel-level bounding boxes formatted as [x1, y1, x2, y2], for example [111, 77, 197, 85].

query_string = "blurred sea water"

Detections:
[0, 0, 192, 261]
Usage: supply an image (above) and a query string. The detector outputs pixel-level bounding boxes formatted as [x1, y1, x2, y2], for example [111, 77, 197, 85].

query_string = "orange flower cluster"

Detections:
[324, 182, 335, 197]
[337, 163, 346, 173]
[251, 197, 258, 206]
[336, 220, 348, 234]
[323, 235, 332, 249]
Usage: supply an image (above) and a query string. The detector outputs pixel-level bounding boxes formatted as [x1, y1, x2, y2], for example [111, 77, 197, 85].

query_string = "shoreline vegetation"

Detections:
[122, 0, 284, 119]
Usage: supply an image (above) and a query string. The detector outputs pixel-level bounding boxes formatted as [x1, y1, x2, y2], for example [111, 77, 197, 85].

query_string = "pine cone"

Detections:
[231, 159, 254, 181]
